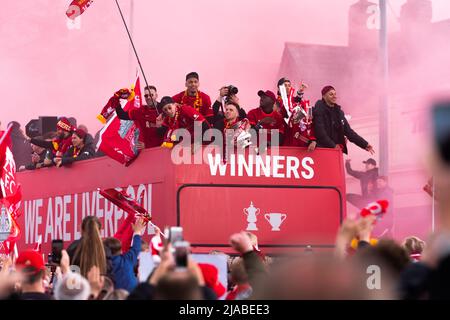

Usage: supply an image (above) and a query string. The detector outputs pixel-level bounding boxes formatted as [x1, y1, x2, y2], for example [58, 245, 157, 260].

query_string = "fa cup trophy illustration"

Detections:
[243, 201, 260, 231]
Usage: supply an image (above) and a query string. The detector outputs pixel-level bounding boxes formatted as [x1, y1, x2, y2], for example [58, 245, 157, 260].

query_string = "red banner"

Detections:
[66, 0, 94, 20]
[97, 77, 142, 166]
[0, 128, 22, 255]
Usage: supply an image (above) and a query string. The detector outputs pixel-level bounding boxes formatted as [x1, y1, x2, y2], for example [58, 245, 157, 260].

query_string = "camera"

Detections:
[225, 85, 239, 101]
[227, 85, 238, 96]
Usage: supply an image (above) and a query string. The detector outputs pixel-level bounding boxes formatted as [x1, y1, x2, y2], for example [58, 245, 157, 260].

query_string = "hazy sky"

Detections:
[1, 0, 449, 133]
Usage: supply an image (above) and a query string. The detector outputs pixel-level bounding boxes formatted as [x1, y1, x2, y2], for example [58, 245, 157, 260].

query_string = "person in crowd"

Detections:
[247, 90, 286, 146]
[229, 231, 268, 297]
[283, 103, 317, 151]
[345, 158, 379, 209]
[313, 86, 374, 155]
[29, 117, 74, 157]
[18, 139, 49, 171]
[8, 121, 32, 168]
[67, 216, 107, 278]
[144, 85, 160, 110]
[275, 78, 308, 119]
[103, 218, 146, 293]
[158, 96, 210, 147]
[77, 124, 95, 146]
[127, 242, 216, 300]
[198, 263, 226, 299]
[113, 88, 164, 149]
[402, 236, 425, 262]
[213, 101, 251, 153]
[15, 250, 54, 300]
[172, 72, 214, 124]
[225, 258, 252, 300]
[53, 129, 95, 167]
[375, 176, 394, 202]
[212, 86, 247, 121]
[54, 272, 91, 300]
[346, 158, 379, 198]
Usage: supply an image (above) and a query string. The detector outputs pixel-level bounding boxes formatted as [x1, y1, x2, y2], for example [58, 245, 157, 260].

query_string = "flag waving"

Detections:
[96, 77, 142, 166]
[66, 0, 94, 20]
[0, 126, 22, 256]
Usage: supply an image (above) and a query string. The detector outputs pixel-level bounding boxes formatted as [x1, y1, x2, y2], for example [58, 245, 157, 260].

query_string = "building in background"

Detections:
[278, 0, 450, 239]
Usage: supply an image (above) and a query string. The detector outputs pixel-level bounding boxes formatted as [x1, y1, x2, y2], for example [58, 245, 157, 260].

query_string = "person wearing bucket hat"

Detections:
[313, 85, 374, 155]
[52, 128, 95, 167]
[172, 72, 214, 124]
[247, 90, 286, 146]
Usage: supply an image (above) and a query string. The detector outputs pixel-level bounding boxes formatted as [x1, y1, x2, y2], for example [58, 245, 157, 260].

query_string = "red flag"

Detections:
[100, 188, 151, 251]
[360, 200, 389, 223]
[0, 128, 22, 255]
[66, 0, 94, 20]
[96, 77, 142, 166]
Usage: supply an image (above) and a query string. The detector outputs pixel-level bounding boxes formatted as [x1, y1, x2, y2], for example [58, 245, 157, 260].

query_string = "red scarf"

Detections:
[182, 90, 202, 112]
[164, 105, 181, 142]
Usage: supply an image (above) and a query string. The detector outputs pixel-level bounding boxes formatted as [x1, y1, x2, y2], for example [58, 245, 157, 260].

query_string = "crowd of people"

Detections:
[1, 208, 449, 300]
[3, 71, 376, 172]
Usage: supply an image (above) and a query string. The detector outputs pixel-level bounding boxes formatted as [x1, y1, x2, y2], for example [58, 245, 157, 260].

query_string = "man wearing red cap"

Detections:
[15, 250, 53, 300]
[247, 90, 286, 146]
[53, 129, 95, 167]
[29, 117, 74, 157]
[172, 72, 214, 124]
[313, 86, 374, 155]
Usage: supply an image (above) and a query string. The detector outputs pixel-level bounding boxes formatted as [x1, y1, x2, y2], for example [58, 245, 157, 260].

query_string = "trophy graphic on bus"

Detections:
[243, 201, 260, 231]
[264, 213, 287, 231]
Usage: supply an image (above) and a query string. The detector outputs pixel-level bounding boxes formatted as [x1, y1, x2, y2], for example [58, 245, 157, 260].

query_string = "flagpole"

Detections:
[114, 0, 157, 112]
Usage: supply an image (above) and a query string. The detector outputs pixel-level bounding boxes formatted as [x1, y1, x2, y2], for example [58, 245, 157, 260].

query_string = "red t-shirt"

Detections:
[247, 107, 286, 133]
[162, 104, 206, 138]
[172, 91, 213, 118]
[128, 106, 163, 148]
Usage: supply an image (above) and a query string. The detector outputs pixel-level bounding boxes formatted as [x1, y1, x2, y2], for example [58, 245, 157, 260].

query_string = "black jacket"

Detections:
[313, 99, 368, 154]
[60, 143, 95, 166]
[345, 162, 379, 197]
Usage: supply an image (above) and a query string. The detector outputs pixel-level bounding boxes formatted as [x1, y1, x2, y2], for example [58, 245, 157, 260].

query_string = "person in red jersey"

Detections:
[157, 96, 210, 147]
[172, 72, 214, 124]
[113, 87, 163, 149]
[247, 90, 286, 146]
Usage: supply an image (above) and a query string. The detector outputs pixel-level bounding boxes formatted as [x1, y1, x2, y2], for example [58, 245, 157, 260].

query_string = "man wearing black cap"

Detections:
[247, 90, 286, 146]
[345, 158, 379, 208]
[313, 85, 374, 155]
[172, 72, 214, 123]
